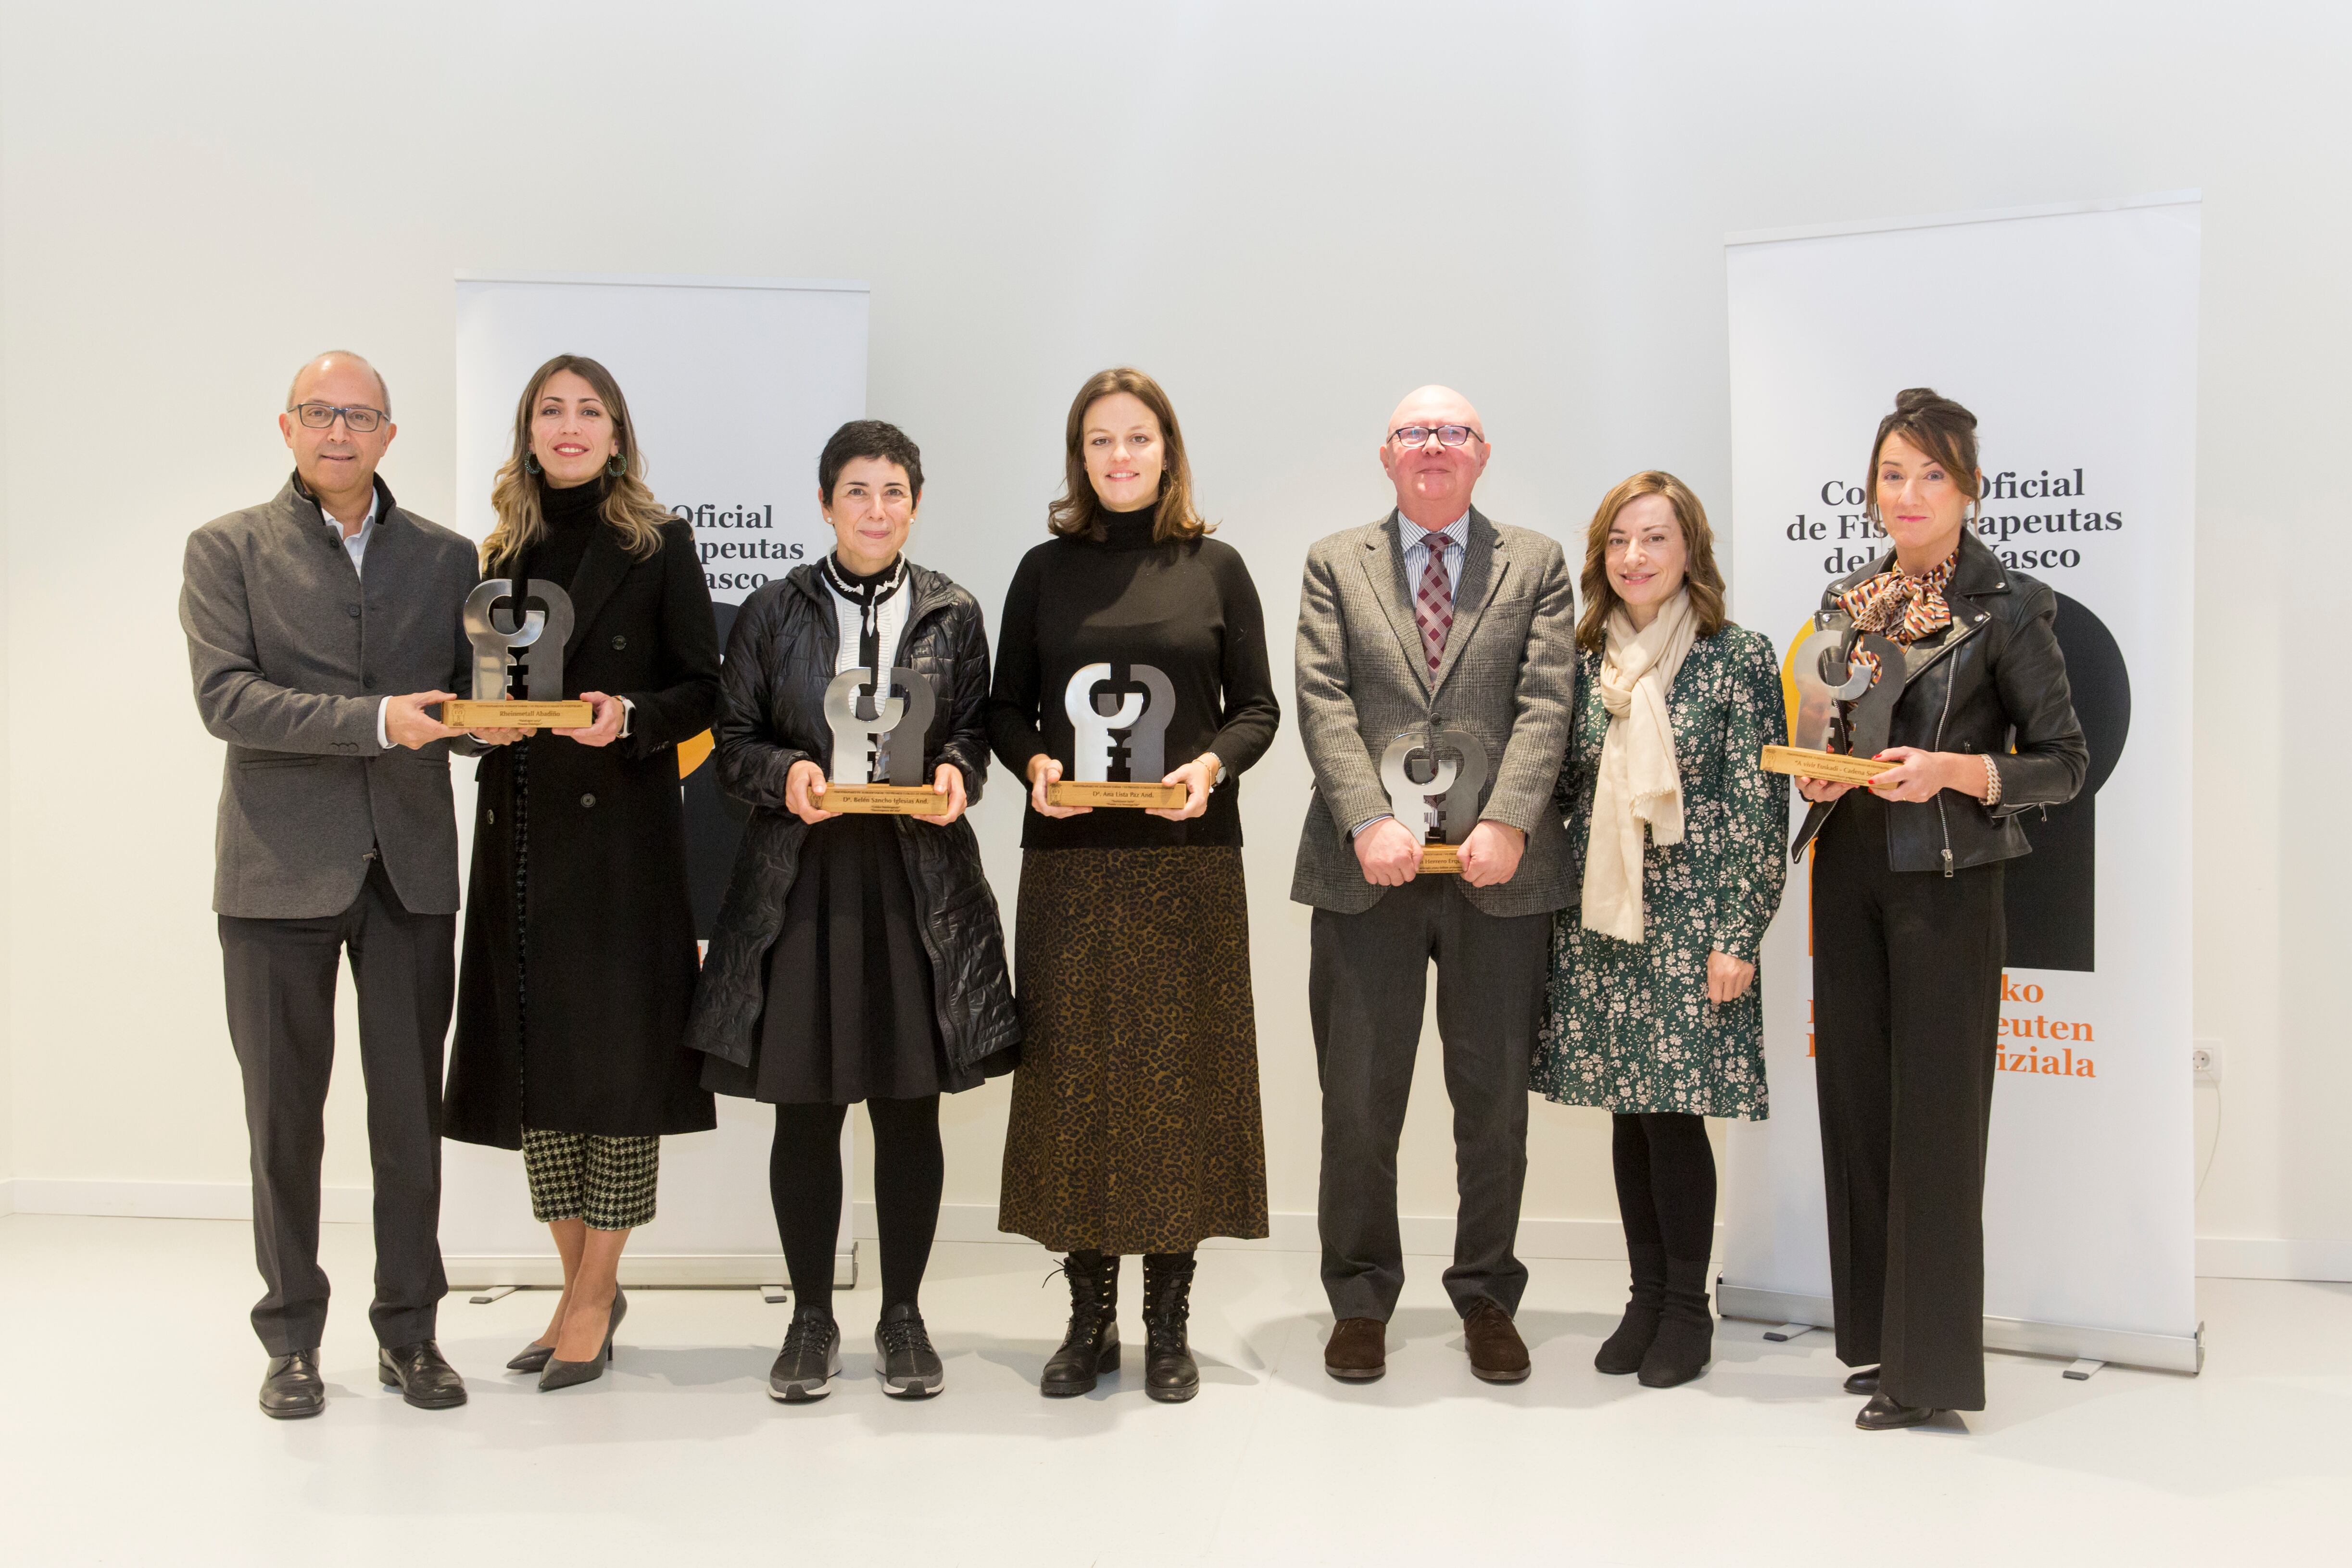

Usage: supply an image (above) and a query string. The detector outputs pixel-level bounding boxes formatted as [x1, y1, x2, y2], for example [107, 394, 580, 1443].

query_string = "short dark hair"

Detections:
[818, 420, 923, 502]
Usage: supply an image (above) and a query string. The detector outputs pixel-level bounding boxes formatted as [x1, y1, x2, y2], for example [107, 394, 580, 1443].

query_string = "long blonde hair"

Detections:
[1045, 367, 1209, 543]
[483, 354, 671, 569]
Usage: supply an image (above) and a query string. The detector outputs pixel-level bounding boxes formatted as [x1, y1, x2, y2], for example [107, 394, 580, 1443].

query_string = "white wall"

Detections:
[1, 1, 2343, 1270]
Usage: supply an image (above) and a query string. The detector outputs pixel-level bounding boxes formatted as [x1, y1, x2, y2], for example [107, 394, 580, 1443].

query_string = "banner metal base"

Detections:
[451, 1245, 858, 1292]
[1717, 1282, 2203, 1376]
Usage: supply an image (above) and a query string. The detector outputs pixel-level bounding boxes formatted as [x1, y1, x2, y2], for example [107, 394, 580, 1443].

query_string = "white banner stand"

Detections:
[442, 273, 868, 1292]
[1719, 196, 2202, 1374]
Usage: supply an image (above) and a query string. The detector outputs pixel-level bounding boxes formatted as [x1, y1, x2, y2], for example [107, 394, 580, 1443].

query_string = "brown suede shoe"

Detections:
[1463, 1300, 1531, 1383]
[1325, 1317, 1387, 1381]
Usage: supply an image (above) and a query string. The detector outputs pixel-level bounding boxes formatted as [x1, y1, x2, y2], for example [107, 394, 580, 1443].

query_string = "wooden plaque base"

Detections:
[1760, 745, 1896, 785]
[442, 699, 594, 729]
[1047, 780, 1189, 809]
[821, 785, 954, 816]
[1418, 843, 1463, 874]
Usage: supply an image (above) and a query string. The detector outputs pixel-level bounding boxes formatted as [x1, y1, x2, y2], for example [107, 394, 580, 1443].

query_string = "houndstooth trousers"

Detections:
[521, 1127, 660, 1231]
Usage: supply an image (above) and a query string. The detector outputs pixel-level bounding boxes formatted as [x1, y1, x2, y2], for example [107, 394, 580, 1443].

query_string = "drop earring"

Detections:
[606, 453, 626, 478]
[525, 452, 542, 476]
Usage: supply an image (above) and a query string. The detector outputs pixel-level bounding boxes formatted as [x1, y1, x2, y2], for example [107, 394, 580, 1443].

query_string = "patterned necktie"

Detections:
[1414, 534, 1454, 674]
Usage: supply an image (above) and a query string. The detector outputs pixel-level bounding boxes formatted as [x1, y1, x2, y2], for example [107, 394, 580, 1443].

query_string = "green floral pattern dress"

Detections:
[1534, 625, 1790, 1119]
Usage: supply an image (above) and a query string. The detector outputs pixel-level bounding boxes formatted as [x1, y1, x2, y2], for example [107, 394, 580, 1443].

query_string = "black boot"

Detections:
[1595, 1243, 1666, 1375]
[1142, 1252, 1200, 1404]
[1637, 1257, 1714, 1388]
[1040, 1251, 1119, 1397]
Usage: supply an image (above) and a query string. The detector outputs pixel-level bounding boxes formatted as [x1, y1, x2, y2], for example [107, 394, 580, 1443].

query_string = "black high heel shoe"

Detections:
[538, 1287, 628, 1392]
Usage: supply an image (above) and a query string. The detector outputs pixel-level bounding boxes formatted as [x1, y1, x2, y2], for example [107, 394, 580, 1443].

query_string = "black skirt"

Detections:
[702, 812, 974, 1105]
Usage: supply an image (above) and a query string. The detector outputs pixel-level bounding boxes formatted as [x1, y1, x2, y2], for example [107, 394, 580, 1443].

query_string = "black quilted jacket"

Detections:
[682, 560, 1019, 1076]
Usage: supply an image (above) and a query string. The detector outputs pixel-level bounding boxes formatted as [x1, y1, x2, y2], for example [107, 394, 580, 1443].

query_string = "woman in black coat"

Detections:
[1790, 389, 2087, 1431]
[685, 420, 1017, 1405]
[443, 354, 722, 1391]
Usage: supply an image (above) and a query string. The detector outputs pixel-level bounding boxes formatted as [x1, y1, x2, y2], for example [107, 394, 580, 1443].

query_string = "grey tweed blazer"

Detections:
[1290, 507, 1579, 917]
[181, 476, 479, 919]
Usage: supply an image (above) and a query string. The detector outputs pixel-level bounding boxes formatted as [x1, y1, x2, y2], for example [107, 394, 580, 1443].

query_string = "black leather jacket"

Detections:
[1792, 530, 2088, 875]
[682, 561, 1019, 1075]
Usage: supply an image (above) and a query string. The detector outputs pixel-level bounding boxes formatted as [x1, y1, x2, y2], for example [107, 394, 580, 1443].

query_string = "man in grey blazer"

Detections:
[1292, 385, 1578, 1385]
[181, 351, 479, 1417]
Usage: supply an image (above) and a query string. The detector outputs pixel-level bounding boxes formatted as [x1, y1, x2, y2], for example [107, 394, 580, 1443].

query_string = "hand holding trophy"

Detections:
[1759, 610, 1903, 795]
[816, 666, 955, 816]
[1042, 660, 1195, 810]
[1377, 728, 1490, 875]
[441, 578, 595, 732]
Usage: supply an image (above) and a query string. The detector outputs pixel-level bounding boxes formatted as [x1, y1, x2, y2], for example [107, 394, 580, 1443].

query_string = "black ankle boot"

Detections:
[1637, 1257, 1713, 1388]
[1040, 1251, 1119, 1397]
[1596, 1243, 1666, 1375]
[1142, 1252, 1200, 1404]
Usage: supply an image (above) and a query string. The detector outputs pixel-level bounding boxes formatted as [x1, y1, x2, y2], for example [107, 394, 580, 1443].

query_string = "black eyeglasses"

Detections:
[1391, 424, 1482, 449]
[289, 402, 387, 433]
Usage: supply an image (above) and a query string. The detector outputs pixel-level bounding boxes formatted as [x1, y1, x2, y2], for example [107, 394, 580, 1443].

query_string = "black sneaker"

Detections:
[874, 1301, 944, 1399]
[769, 1306, 841, 1403]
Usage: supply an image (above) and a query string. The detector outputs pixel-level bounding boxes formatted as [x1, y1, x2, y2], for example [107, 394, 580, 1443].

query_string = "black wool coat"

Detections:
[445, 519, 724, 1147]
[683, 560, 1019, 1080]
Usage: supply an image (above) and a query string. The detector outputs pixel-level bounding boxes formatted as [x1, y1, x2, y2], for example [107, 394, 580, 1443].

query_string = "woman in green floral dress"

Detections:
[1534, 471, 1788, 1389]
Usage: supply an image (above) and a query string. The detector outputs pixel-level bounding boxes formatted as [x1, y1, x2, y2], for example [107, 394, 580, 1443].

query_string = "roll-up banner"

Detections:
[443, 274, 868, 1286]
[1720, 196, 2201, 1372]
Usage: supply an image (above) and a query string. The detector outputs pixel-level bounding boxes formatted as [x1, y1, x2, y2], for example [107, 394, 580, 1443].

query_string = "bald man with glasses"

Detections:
[1291, 386, 1579, 1386]
[181, 351, 481, 1418]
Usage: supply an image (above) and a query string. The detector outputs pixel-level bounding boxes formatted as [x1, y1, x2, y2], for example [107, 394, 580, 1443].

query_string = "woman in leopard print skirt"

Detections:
[987, 367, 1281, 1404]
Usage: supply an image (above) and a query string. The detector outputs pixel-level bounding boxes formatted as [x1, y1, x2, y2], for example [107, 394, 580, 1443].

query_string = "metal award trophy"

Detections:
[1379, 728, 1489, 873]
[820, 666, 950, 814]
[441, 579, 593, 729]
[1046, 661, 1190, 809]
[1759, 610, 1903, 785]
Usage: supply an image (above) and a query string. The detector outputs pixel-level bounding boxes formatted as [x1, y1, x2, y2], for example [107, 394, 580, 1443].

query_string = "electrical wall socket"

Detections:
[2192, 1039, 2222, 1080]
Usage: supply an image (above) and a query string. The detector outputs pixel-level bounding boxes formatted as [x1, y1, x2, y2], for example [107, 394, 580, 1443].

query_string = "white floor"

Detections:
[3, 1214, 2346, 1566]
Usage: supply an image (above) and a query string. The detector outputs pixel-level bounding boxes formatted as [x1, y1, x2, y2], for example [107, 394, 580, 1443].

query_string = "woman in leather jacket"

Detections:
[684, 421, 1017, 1405]
[1790, 389, 2086, 1432]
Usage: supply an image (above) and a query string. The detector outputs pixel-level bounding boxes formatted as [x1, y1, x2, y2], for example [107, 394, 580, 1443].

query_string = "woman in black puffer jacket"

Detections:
[685, 421, 1016, 1406]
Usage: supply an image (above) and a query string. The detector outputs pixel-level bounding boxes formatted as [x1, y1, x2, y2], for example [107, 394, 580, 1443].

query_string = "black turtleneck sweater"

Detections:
[516, 475, 605, 590]
[987, 507, 1280, 850]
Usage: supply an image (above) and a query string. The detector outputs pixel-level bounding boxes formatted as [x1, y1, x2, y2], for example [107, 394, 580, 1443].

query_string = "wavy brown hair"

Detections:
[1575, 471, 1728, 653]
[1045, 366, 1209, 543]
[482, 354, 672, 570]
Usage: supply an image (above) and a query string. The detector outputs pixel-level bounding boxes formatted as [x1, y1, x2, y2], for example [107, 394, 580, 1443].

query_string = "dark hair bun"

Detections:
[1892, 387, 1977, 428]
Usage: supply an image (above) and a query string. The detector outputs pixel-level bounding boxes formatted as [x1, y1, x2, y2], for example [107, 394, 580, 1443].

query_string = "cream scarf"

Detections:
[1581, 590, 1698, 943]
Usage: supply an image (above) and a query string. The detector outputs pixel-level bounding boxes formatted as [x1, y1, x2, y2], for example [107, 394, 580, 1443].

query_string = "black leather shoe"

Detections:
[874, 1302, 944, 1398]
[771, 1305, 842, 1402]
[260, 1350, 325, 1419]
[539, 1288, 626, 1392]
[506, 1341, 554, 1374]
[1041, 1251, 1120, 1397]
[1855, 1392, 1937, 1430]
[377, 1341, 467, 1409]
[1844, 1366, 1882, 1395]
[1142, 1252, 1200, 1404]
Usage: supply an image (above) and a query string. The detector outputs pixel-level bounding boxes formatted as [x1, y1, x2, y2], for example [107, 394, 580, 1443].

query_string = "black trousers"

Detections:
[1812, 793, 2004, 1412]
[1309, 877, 1550, 1322]
[218, 860, 454, 1355]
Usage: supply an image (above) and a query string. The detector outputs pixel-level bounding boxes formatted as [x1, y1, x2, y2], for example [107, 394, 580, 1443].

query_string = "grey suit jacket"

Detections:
[181, 476, 479, 919]
[1291, 507, 1579, 917]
